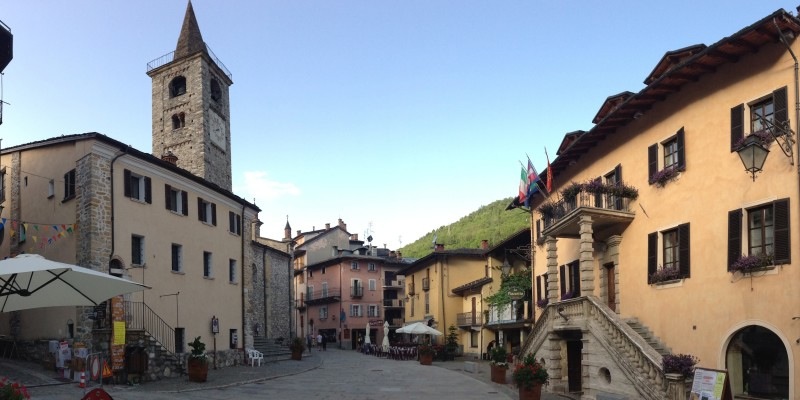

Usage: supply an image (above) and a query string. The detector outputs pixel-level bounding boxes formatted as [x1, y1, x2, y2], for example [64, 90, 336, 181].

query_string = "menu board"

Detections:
[690, 368, 732, 400]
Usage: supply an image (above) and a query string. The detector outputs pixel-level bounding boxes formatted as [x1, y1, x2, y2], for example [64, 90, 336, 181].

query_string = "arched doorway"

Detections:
[725, 325, 789, 399]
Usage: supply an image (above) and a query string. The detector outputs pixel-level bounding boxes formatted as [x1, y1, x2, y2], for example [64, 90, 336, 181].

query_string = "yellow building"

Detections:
[520, 8, 800, 399]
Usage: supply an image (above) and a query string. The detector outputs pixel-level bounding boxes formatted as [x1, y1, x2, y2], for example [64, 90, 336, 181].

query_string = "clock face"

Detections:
[209, 111, 226, 150]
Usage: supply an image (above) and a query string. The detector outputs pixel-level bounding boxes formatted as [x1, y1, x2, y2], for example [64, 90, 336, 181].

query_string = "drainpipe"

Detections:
[241, 204, 246, 354]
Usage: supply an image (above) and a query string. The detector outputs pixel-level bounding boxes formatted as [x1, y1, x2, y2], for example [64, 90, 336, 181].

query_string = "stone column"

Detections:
[665, 373, 688, 400]
[545, 236, 559, 304]
[606, 235, 622, 312]
[578, 215, 595, 296]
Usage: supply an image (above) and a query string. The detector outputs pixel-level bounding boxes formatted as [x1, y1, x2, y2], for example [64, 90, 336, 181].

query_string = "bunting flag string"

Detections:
[0, 218, 78, 254]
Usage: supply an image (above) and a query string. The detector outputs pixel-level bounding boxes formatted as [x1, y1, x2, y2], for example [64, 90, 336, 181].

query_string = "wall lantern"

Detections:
[736, 135, 770, 181]
[737, 115, 795, 181]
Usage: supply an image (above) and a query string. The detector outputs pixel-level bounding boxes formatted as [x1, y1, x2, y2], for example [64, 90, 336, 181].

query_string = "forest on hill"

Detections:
[398, 197, 530, 259]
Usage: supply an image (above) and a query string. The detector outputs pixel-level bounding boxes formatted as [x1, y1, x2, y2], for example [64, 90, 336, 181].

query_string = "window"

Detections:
[351, 261, 359, 270]
[0, 168, 5, 202]
[18, 224, 26, 244]
[425, 292, 430, 314]
[229, 211, 242, 235]
[559, 261, 580, 298]
[728, 199, 790, 269]
[730, 87, 788, 151]
[470, 331, 479, 348]
[169, 76, 186, 97]
[197, 198, 217, 225]
[319, 306, 328, 320]
[229, 259, 237, 283]
[307, 285, 314, 301]
[367, 263, 376, 272]
[131, 235, 144, 266]
[368, 279, 376, 291]
[165, 185, 188, 215]
[648, 128, 685, 185]
[123, 169, 152, 203]
[63, 169, 76, 201]
[350, 304, 362, 317]
[647, 223, 691, 283]
[203, 251, 213, 278]
[171, 112, 185, 130]
[171, 243, 182, 272]
[48, 179, 54, 198]
[321, 282, 328, 297]
[210, 78, 222, 102]
[367, 304, 379, 317]
[603, 165, 623, 210]
[351, 279, 363, 297]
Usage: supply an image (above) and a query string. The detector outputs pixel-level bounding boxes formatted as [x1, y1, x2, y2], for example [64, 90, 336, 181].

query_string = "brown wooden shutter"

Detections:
[123, 169, 131, 197]
[559, 265, 566, 296]
[181, 190, 188, 216]
[773, 199, 790, 264]
[536, 275, 543, 301]
[731, 104, 744, 151]
[678, 223, 690, 278]
[648, 144, 658, 184]
[773, 87, 788, 127]
[197, 198, 204, 220]
[728, 209, 742, 271]
[676, 127, 686, 170]
[570, 260, 580, 295]
[647, 232, 657, 284]
[164, 184, 172, 210]
[614, 164, 623, 210]
[535, 220, 541, 243]
[144, 177, 152, 204]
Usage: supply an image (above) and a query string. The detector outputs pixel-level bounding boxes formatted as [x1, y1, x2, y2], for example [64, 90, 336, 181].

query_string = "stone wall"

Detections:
[265, 248, 291, 340]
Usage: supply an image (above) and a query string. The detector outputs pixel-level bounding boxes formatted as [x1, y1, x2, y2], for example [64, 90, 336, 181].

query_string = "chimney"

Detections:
[325, 223, 331, 230]
[390, 251, 396, 258]
[435, 244, 444, 252]
[352, 234, 358, 241]
[297, 230, 301, 236]
[161, 151, 178, 165]
[338, 218, 346, 231]
[480, 240, 489, 249]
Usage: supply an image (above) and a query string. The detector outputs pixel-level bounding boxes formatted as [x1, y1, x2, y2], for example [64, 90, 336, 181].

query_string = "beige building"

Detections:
[519, 8, 800, 400]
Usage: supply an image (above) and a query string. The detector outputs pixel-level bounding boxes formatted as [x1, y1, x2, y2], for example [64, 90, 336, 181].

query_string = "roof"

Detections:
[451, 277, 493, 295]
[2, 132, 259, 212]
[538, 9, 800, 196]
[306, 253, 410, 272]
[398, 248, 487, 275]
[175, 1, 205, 60]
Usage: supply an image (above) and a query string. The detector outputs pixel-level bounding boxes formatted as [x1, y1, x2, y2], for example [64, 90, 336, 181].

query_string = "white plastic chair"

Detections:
[248, 348, 264, 367]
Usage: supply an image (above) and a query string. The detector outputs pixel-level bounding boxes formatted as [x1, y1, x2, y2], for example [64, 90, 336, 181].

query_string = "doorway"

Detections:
[567, 339, 583, 392]
[726, 325, 789, 399]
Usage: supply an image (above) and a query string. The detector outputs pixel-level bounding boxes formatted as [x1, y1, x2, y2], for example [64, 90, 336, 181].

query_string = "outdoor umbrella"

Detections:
[396, 321, 443, 336]
[364, 321, 371, 345]
[381, 320, 390, 351]
[0, 254, 150, 312]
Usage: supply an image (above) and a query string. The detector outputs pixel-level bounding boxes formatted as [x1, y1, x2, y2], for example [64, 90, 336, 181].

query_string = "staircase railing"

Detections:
[124, 301, 176, 355]
[518, 296, 666, 400]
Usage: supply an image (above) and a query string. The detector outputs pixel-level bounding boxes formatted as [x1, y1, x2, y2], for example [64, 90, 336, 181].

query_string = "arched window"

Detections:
[169, 76, 186, 98]
[210, 78, 222, 102]
[171, 112, 186, 130]
[726, 325, 789, 398]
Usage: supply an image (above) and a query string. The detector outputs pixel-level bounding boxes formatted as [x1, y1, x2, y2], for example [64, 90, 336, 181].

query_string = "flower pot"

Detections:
[518, 383, 542, 400]
[187, 357, 208, 382]
[419, 353, 433, 365]
[490, 364, 507, 384]
[291, 350, 303, 360]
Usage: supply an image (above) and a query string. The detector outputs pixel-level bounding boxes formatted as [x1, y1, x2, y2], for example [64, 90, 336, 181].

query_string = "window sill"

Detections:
[733, 265, 779, 276]
[171, 270, 185, 275]
[204, 276, 214, 280]
[128, 197, 147, 204]
[652, 278, 684, 289]
[229, 281, 238, 285]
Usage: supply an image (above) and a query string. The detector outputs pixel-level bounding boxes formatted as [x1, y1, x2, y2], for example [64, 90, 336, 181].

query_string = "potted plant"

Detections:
[650, 166, 679, 187]
[648, 265, 681, 285]
[187, 336, 209, 382]
[489, 346, 509, 384]
[288, 336, 305, 360]
[418, 344, 435, 365]
[444, 325, 459, 361]
[0, 377, 30, 400]
[662, 353, 699, 379]
[561, 181, 583, 203]
[513, 354, 549, 400]
[730, 253, 772, 274]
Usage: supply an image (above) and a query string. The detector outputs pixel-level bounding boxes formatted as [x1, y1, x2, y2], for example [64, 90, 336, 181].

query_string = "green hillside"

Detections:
[398, 197, 530, 259]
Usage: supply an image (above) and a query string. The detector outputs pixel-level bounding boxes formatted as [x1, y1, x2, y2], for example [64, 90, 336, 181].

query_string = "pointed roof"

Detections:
[174, 1, 206, 59]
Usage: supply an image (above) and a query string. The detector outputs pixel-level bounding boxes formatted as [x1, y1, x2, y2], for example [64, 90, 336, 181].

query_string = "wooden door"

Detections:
[605, 263, 616, 310]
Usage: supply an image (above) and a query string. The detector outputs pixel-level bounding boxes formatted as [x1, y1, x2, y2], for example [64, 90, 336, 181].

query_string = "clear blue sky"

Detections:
[1, 1, 793, 250]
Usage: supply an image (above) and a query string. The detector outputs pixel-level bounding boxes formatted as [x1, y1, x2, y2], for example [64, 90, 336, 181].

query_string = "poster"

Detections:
[113, 321, 126, 345]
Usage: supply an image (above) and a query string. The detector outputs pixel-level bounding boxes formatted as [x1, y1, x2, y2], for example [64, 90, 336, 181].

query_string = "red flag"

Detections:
[545, 148, 553, 194]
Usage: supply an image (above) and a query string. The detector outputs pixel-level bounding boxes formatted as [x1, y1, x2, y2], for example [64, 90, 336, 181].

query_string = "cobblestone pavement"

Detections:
[0, 348, 570, 399]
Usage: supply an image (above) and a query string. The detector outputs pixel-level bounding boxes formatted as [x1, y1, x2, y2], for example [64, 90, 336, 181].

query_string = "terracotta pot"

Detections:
[291, 350, 303, 360]
[187, 357, 208, 382]
[518, 383, 542, 400]
[490, 364, 507, 384]
[419, 353, 433, 365]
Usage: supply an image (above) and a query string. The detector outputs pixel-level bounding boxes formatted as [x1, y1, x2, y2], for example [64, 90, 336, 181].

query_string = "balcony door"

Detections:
[604, 262, 616, 311]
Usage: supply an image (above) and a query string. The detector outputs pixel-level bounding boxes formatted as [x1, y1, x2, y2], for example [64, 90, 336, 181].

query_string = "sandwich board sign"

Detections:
[690, 367, 732, 400]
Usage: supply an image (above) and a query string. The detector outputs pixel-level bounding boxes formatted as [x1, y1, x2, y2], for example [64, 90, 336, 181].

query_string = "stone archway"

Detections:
[725, 325, 789, 399]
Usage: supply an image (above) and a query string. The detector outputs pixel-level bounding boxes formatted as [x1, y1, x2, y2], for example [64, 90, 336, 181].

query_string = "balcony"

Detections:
[383, 299, 404, 308]
[540, 190, 635, 241]
[350, 286, 363, 298]
[485, 301, 531, 328]
[383, 279, 404, 289]
[304, 288, 341, 306]
[389, 318, 404, 327]
[295, 299, 306, 310]
[422, 277, 430, 291]
[456, 312, 480, 327]
[407, 282, 415, 296]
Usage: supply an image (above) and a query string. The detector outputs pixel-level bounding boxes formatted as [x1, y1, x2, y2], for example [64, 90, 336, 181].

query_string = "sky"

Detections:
[0, 1, 794, 250]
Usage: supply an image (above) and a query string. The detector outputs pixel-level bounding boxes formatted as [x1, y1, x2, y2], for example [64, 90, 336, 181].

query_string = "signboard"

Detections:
[113, 321, 126, 345]
[369, 319, 384, 327]
[508, 290, 525, 300]
[690, 368, 732, 400]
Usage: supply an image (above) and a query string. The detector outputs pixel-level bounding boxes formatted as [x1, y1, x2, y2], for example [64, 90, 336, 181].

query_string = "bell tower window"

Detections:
[171, 112, 185, 130]
[210, 78, 222, 102]
[169, 76, 186, 97]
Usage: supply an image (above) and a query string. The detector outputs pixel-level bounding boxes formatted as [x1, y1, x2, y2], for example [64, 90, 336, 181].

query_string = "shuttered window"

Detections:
[729, 199, 791, 269]
[647, 223, 690, 283]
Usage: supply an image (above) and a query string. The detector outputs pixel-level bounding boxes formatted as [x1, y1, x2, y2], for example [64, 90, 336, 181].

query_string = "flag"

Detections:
[518, 166, 528, 205]
[545, 148, 553, 194]
[524, 158, 541, 208]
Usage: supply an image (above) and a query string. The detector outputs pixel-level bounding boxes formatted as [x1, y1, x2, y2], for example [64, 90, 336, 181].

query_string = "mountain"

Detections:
[398, 197, 530, 259]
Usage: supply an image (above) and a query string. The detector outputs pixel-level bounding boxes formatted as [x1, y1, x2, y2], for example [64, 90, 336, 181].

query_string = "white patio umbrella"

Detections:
[0, 254, 150, 312]
[396, 321, 443, 336]
[381, 320, 390, 351]
[364, 321, 371, 344]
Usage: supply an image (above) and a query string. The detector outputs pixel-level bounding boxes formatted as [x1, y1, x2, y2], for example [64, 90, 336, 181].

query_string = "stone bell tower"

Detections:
[146, 1, 233, 190]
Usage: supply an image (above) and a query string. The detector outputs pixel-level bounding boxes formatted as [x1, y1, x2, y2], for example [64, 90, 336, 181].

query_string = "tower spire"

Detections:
[175, 0, 205, 59]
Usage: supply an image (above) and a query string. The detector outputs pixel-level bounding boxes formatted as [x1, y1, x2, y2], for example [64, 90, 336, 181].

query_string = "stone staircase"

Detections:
[253, 336, 293, 362]
[624, 318, 671, 356]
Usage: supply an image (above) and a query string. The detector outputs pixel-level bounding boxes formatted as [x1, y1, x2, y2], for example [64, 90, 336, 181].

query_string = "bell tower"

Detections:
[147, 1, 233, 190]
